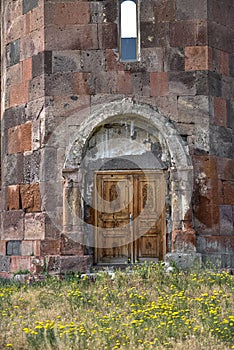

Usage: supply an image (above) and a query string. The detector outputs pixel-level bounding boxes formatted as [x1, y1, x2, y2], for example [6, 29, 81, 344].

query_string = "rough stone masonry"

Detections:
[0, 0, 234, 274]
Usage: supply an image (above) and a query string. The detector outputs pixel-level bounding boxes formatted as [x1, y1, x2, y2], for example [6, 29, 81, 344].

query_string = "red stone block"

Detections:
[150, 72, 168, 96]
[105, 49, 124, 71]
[217, 50, 229, 76]
[185, 46, 211, 71]
[73, 72, 94, 95]
[20, 183, 41, 212]
[0, 241, 6, 255]
[40, 240, 60, 256]
[7, 185, 20, 210]
[172, 228, 196, 252]
[9, 81, 29, 107]
[54, 2, 90, 25]
[117, 71, 132, 94]
[8, 126, 21, 154]
[193, 155, 217, 179]
[214, 97, 227, 127]
[8, 123, 32, 154]
[10, 256, 31, 273]
[22, 57, 32, 81]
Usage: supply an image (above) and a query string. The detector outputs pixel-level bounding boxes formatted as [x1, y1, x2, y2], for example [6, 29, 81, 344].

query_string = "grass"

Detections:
[0, 263, 233, 349]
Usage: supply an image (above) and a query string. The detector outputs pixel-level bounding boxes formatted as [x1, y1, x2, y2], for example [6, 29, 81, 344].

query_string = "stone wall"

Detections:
[0, 0, 233, 272]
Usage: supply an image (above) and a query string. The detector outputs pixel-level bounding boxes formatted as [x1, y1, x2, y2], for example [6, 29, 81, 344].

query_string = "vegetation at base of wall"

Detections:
[0, 263, 233, 350]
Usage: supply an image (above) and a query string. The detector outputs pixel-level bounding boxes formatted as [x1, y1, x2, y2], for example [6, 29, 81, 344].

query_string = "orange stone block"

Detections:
[8, 122, 32, 154]
[150, 72, 168, 96]
[214, 97, 226, 127]
[22, 57, 32, 81]
[20, 122, 32, 152]
[20, 183, 41, 212]
[7, 185, 20, 210]
[185, 46, 211, 71]
[10, 81, 29, 107]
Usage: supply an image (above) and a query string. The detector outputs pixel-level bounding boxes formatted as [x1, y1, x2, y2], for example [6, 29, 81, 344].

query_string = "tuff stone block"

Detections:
[214, 97, 227, 127]
[170, 20, 207, 47]
[154, 0, 176, 22]
[131, 72, 150, 96]
[73, 72, 94, 95]
[176, 0, 207, 20]
[23, 0, 39, 15]
[208, 22, 234, 53]
[216, 50, 229, 76]
[169, 71, 196, 95]
[21, 240, 40, 256]
[45, 73, 73, 96]
[29, 75, 45, 101]
[7, 185, 20, 210]
[223, 182, 234, 205]
[54, 2, 90, 25]
[45, 25, 98, 51]
[117, 71, 132, 94]
[141, 22, 169, 48]
[32, 51, 52, 78]
[217, 158, 234, 181]
[0, 257, 11, 272]
[219, 205, 234, 235]
[24, 213, 45, 240]
[20, 183, 41, 212]
[94, 72, 117, 94]
[141, 48, 164, 72]
[150, 72, 168, 96]
[80, 50, 105, 72]
[1, 210, 25, 240]
[98, 23, 117, 49]
[4, 153, 24, 186]
[164, 47, 184, 72]
[53, 50, 81, 73]
[105, 49, 123, 71]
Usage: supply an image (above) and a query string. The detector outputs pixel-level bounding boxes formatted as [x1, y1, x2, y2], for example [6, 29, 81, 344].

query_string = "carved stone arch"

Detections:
[62, 98, 195, 257]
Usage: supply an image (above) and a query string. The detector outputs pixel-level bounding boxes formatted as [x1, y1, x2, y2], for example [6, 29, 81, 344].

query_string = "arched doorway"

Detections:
[62, 100, 194, 265]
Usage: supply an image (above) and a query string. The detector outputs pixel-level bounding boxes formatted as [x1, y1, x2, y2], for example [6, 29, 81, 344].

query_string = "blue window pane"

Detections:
[121, 38, 137, 61]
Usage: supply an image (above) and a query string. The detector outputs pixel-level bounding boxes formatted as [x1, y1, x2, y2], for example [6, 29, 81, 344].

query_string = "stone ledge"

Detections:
[165, 252, 202, 269]
[46, 255, 93, 274]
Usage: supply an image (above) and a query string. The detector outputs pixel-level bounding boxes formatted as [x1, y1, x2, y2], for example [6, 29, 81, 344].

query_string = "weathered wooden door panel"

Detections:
[136, 173, 165, 261]
[94, 171, 165, 264]
[95, 174, 133, 264]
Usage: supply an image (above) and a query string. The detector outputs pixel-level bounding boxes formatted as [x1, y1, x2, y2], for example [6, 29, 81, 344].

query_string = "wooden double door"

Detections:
[94, 170, 166, 265]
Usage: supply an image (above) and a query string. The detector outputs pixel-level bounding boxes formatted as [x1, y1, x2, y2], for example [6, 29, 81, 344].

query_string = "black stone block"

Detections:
[10, 39, 20, 66]
[6, 241, 22, 256]
[22, 0, 39, 15]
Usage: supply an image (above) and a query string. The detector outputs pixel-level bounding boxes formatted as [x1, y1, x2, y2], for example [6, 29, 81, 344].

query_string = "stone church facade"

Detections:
[0, 0, 233, 273]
